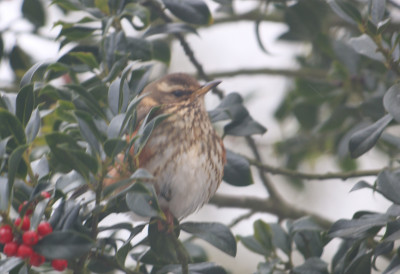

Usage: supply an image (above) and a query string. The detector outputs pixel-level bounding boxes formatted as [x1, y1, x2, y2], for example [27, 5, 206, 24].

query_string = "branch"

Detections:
[248, 159, 382, 180]
[210, 194, 332, 230]
[207, 67, 331, 82]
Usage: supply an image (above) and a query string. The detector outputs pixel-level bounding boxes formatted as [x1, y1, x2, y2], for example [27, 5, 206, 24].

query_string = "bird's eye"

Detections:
[172, 90, 187, 97]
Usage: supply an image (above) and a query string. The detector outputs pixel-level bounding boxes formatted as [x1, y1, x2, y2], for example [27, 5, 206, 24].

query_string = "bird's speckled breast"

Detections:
[139, 100, 225, 219]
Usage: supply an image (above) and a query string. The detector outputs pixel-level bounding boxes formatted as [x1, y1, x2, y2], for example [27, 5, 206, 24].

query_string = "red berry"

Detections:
[40, 191, 51, 198]
[3, 241, 19, 256]
[0, 225, 13, 244]
[37, 222, 53, 237]
[29, 252, 45, 266]
[16, 244, 33, 258]
[52, 259, 68, 271]
[18, 201, 34, 216]
[22, 230, 39, 246]
[14, 216, 30, 231]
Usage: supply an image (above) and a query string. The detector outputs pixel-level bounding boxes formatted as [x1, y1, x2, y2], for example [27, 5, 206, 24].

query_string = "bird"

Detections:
[104, 73, 226, 222]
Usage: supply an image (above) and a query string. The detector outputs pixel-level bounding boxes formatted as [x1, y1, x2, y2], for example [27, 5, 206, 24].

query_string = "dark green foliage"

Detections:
[0, 0, 400, 273]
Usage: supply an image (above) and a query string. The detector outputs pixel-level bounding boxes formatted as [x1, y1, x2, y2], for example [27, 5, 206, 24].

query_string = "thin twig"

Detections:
[248, 159, 382, 180]
[210, 194, 332, 230]
[228, 210, 256, 228]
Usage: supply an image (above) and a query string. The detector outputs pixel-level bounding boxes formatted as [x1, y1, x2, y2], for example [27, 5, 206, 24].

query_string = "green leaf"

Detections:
[53, 146, 98, 178]
[104, 139, 126, 158]
[223, 150, 253, 186]
[237, 235, 268, 255]
[208, 93, 266, 136]
[126, 183, 162, 218]
[0, 257, 23, 273]
[253, 220, 273, 257]
[180, 222, 237, 257]
[270, 223, 291, 255]
[292, 257, 329, 274]
[327, 0, 362, 24]
[69, 52, 99, 69]
[25, 108, 40, 143]
[162, 0, 212, 25]
[376, 170, 400, 204]
[134, 108, 170, 155]
[151, 39, 171, 64]
[34, 231, 93, 259]
[328, 214, 388, 239]
[349, 114, 393, 158]
[116, 224, 145, 267]
[8, 145, 29, 198]
[383, 84, 400, 123]
[20, 62, 48, 88]
[0, 177, 9, 211]
[67, 84, 106, 119]
[22, 0, 45, 28]
[289, 217, 322, 233]
[30, 198, 50, 230]
[370, 0, 386, 26]
[348, 34, 385, 62]
[143, 23, 198, 37]
[123, 3, 150, 30]
[158, 262, 227, 274]
[16, 84, 34, 127]
[108, 78, 130, 115]
[147, 221, 181, 264]
[75, 110, 102, 155]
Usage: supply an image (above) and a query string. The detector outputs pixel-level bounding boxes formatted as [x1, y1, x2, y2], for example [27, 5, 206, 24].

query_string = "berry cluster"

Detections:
[0, 193, 68, 272]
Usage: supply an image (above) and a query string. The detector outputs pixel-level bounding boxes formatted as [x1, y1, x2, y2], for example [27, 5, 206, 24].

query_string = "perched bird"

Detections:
[104, 73, 226, 221]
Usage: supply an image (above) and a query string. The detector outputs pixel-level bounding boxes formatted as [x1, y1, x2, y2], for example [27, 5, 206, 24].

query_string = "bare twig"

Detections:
[248, 159, 382, 180]
[210, 194, 332, 230]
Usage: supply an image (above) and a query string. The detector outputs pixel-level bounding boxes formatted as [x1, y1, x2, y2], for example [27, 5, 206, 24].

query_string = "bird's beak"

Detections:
[194, 80, 222, 97]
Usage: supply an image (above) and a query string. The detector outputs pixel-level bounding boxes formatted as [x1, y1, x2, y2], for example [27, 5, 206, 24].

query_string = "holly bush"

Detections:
[0, 0, 400, 274]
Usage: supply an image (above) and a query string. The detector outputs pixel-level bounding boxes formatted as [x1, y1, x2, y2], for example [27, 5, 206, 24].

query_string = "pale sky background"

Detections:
[0, 0, 392, 273]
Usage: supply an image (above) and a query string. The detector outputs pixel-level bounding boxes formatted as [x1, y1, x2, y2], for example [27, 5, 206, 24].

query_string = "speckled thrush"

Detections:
[104, 73, 226, 220]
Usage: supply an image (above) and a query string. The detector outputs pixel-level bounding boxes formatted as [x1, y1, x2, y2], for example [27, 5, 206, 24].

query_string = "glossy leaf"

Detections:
[75, 111, 101, 155]
[134, 108, 169, 155]
[0, 257, 23, 273]
[292, 257, 329, 274]
[0, 177, 9, 211]
[253, 220, 273, 257]
[237, 235, 268, 255]
[158, 262, 227, 274]
[30, 198, 50, 230]
[383, 84, 400, 123]
[34, 231, 93, 259]
[349, 34, 385, 62]
[349, 114, 393, 158]
[0, 109, 26, 145]
[162, 0, 212, 25]
[327, 0, 362, 24]
[126, 183, 162, 218]
[25, 108, 40, 143]
[376, 170, 400, 204]
[123, 3, 150, 30]
[22, 0, 45, 27]
[8, 145, 29, 198]
[104, 139, 126, 158]
[370, 0, 386, 25]
[328, 214, 388, 238]
[20, 62, 48, 88]
[16, 84, 34, 127]
[108, 78, 130, 115]
[69, 52, 99, 69]
[180, 222, 237, 257]
[223, 150, 253, 186]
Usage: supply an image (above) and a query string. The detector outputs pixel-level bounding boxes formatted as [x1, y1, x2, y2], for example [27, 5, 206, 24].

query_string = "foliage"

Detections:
[0, 0, 400, 273]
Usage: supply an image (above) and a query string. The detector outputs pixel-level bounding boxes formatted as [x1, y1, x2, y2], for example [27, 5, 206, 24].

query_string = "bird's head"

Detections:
[140, 73, 221, 108]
